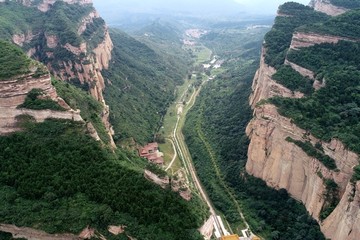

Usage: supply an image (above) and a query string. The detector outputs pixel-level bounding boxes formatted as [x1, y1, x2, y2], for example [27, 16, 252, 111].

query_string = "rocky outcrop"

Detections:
[0, 224, 80, 240]
[322, 181, 360, 239]
[309, 0, 348, 16]
[12, 31, 35, 47]
[0, 73, 59, 109]
[144, 170, 170, 189]
[45, 34, 59, 49]
[249, 48, 303, 108]
[290, 32, 356, 50]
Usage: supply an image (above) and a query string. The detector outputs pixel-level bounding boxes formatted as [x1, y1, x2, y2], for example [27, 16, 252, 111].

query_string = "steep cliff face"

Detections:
[246, 104, 358, 219]
[247, 4, 360, 238]
[309, 0, 348, 16]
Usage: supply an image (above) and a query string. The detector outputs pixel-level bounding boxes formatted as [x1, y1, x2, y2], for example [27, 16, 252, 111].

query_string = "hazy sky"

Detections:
[93, 0, 311, 16]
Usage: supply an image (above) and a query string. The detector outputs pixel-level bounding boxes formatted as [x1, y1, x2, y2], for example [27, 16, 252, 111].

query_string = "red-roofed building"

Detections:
[139, 142, 164, 165]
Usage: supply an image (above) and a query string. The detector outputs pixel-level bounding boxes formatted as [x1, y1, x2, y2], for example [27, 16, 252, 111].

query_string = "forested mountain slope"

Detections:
[247, 1, 360, 239]
[103, 27, 190, 143]
[0, 1, 208, 239]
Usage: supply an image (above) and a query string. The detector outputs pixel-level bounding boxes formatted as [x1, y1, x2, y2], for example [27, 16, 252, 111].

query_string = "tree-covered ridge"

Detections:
[0, 40, 47, 80]
[330, 0, 360, 9]
[104, 29, 188, 144]
[271, 40, 360, 154]
[0, 119, 207, 240]
[264, 2, 329, 68]
[298, 9, 360, 39]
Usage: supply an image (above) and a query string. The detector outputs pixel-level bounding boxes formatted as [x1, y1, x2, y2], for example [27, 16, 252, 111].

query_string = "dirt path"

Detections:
[165, 138, 177, 171]
[0, 224, 80, 240]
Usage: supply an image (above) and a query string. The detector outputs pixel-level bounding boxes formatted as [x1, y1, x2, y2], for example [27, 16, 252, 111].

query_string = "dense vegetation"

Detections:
[272, 65, 314, 95]
[352, 165, 360, 181]
[0, 1, 41, 40]
[285, 137, 337, 170]
[0, 119, 207, 239]
[0, 40, 31, 80]
[53, 78, 111, 144]
[271, 40, 360, 154]
[104, 28, 189, 143]
[184, 26, 325, 239]
[18, 89, 66, 111]
[264, 2, 329, 68]
[330, 0, 360, 8]
[299, 9, 360, 39]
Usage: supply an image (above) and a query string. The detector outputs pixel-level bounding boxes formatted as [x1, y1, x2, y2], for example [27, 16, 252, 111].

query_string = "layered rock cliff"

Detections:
[0, 68, 82, 134]
[246, 4, 360, 239]
[249, 48, 304, 108]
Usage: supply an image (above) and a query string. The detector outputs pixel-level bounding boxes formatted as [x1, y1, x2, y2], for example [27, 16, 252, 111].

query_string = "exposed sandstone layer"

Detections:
[0, 71, 83, 135]
[284, 59, 315, 79]
[0, 224, 80, 240]
[290, 32, 356, 50]
[246, 104, 358, 219]
[249, 48, 303, 108]
[12, 31, 35, 47]
[322, 181, 360, 239]
[78, 10, 100, 35]
[309, 0, 348, 16]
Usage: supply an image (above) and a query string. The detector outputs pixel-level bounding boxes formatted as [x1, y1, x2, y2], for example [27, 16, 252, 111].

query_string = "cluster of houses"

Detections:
[138, 142, 164, 165]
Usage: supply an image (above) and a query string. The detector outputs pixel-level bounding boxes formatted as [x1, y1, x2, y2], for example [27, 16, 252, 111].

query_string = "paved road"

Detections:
[171, 79, 227, 237]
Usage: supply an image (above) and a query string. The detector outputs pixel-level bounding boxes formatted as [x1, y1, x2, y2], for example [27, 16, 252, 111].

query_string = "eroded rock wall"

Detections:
[247, 29, 359, 239]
